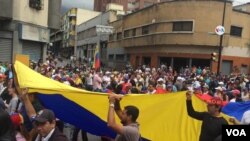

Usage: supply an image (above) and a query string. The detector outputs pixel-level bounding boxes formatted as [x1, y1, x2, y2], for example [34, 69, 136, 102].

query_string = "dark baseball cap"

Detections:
[34, 109, 55, 123]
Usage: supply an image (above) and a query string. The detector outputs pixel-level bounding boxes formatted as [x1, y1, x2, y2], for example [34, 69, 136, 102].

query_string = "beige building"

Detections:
[77, 8, 124, 67]
[61, 8, 100, 57]
[0, 0, 61, 62]
[94, 0, 159, 13]
[127, 0, 160, 13]
[108, 0, 250, 74]
[234, 3, 250, 13]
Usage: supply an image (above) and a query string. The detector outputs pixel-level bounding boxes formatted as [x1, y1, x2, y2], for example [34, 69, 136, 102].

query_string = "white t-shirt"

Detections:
[7, 96, 18, 114]
[241, 110, 250, 125]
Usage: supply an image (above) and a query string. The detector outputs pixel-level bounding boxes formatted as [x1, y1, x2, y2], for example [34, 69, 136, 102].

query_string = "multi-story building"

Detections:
[233, 3, 250, 13]
[127, 0, 160, 13]
[0, 0, 61, 62]
[61, 8, 100, 58]
[108, 0, 250, 75]
[94, 0, 128, 12]
[94, 0, 159, 13]
[77, 5, 124, 67]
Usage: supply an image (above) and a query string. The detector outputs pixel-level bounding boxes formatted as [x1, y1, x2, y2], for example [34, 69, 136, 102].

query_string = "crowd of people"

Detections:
[1, 54, 250, 141]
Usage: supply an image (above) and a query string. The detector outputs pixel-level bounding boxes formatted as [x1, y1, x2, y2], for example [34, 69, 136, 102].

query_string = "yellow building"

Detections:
[62, 8, 100, 57]
[108, 0, 250, 74]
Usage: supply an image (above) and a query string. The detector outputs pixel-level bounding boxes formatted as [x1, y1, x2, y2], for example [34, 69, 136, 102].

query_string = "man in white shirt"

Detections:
[241, 110, 250, 125]
[229, 110, 250, 125]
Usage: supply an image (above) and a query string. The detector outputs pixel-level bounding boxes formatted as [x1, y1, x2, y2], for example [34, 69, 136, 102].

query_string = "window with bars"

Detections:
[117, 32, 122, 40]
[230, 26, 242, 37]
[109, 34, 114, 41]
[109, 54, 114, 60]
[29, 0, 43, 10]
[132, 28, 136, 36]
[172, 21, 193, 32]
[124, 30, 130, 38]
[142, 25, 150, 35]
[116, 54, 125, 61]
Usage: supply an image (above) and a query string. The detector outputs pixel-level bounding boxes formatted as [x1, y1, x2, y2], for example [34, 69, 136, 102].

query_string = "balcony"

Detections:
[0, 0, 13, 20]
[109, 32, 228, 48]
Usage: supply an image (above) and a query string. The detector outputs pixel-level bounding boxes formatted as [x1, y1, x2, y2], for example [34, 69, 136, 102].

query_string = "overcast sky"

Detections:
[234, 0, 250, 5]
[61, 0, 94, 14]
[61, 0, 250, 13]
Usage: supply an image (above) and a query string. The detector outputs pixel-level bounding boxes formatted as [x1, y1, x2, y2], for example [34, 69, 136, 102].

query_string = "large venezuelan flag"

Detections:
[14, 61, 250, 141]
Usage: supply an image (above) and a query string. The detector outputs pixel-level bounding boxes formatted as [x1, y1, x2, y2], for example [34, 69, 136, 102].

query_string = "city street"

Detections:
[63, 125, 102, 141]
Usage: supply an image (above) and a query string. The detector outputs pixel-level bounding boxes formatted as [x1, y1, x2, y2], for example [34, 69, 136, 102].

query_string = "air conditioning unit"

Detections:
[29, 0, 42, 10]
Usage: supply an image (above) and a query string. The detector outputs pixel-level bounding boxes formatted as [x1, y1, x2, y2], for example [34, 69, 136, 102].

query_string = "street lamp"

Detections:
[217, 0, 227, 75]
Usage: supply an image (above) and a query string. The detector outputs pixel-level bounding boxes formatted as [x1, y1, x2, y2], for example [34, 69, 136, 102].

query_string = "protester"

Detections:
[6, 85, 20, 114]
[0, 73, 7, 94]
[10, 113, 28, 141]
[186, 91, 228, 141]
[7, 53, 250, 140]
[17, 87, 69, 141]
[0, 108, 17, 141]
[72, 127, 88, 141]
[107, 93, 140, 141]
[0, 96, 5, 110]
[0, 73, 11, 104]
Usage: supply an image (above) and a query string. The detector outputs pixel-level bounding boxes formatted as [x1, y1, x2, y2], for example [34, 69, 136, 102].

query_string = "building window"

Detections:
[29, 0, 43, 10]
[142, 25, 150, 35]
[124, 30, 130, 38]
[109, 34, 114, 41]
[230, 26, 242, 37]
[126, 54, 130, 62]
[109, 54, 114, 60]
[172, 21, 193, 31]
[132, 29, 136, 36]
[144, 2, 153, 7]
[116, 54, 125, 61]
[117, 32, 122, 40]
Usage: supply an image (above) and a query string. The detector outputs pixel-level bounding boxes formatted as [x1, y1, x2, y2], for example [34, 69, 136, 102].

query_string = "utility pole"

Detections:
[217, 0, 227, 75]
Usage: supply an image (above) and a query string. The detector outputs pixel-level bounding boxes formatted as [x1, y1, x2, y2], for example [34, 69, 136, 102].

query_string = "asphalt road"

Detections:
[63, 124, 102, 141]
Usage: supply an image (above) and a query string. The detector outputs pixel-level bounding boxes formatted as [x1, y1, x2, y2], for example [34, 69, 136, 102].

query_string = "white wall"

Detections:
[76, 9, 100, 25]
[223, 46, 250, 58]
[13, 0, 49, 27]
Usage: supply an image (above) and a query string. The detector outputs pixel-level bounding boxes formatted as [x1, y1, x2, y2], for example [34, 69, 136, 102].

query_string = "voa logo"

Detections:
[226, 129, 246, 136]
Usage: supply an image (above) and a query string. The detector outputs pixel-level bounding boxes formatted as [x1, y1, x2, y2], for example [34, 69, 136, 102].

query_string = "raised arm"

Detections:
[114, 97, 124, 121]
[107, 94, 123, 134]
[18, 88, 37, 119]
[186, 91, 206, 120]
[13, 70, 36, 119]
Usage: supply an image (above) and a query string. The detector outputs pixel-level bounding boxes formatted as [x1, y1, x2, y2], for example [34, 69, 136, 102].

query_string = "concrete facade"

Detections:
[61, 8, 100, 57]
[94, 0, 159, 13]
[233, 3, 250, 13]
[48, 0, 62, 30]
[108, 0, 250, 74]
[77, 10, 122, 67]
[0, 0, 61, 63]
[0, 0, 13, 19]
[127, 0, 159, 13]
[94, 0, 128, 12]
